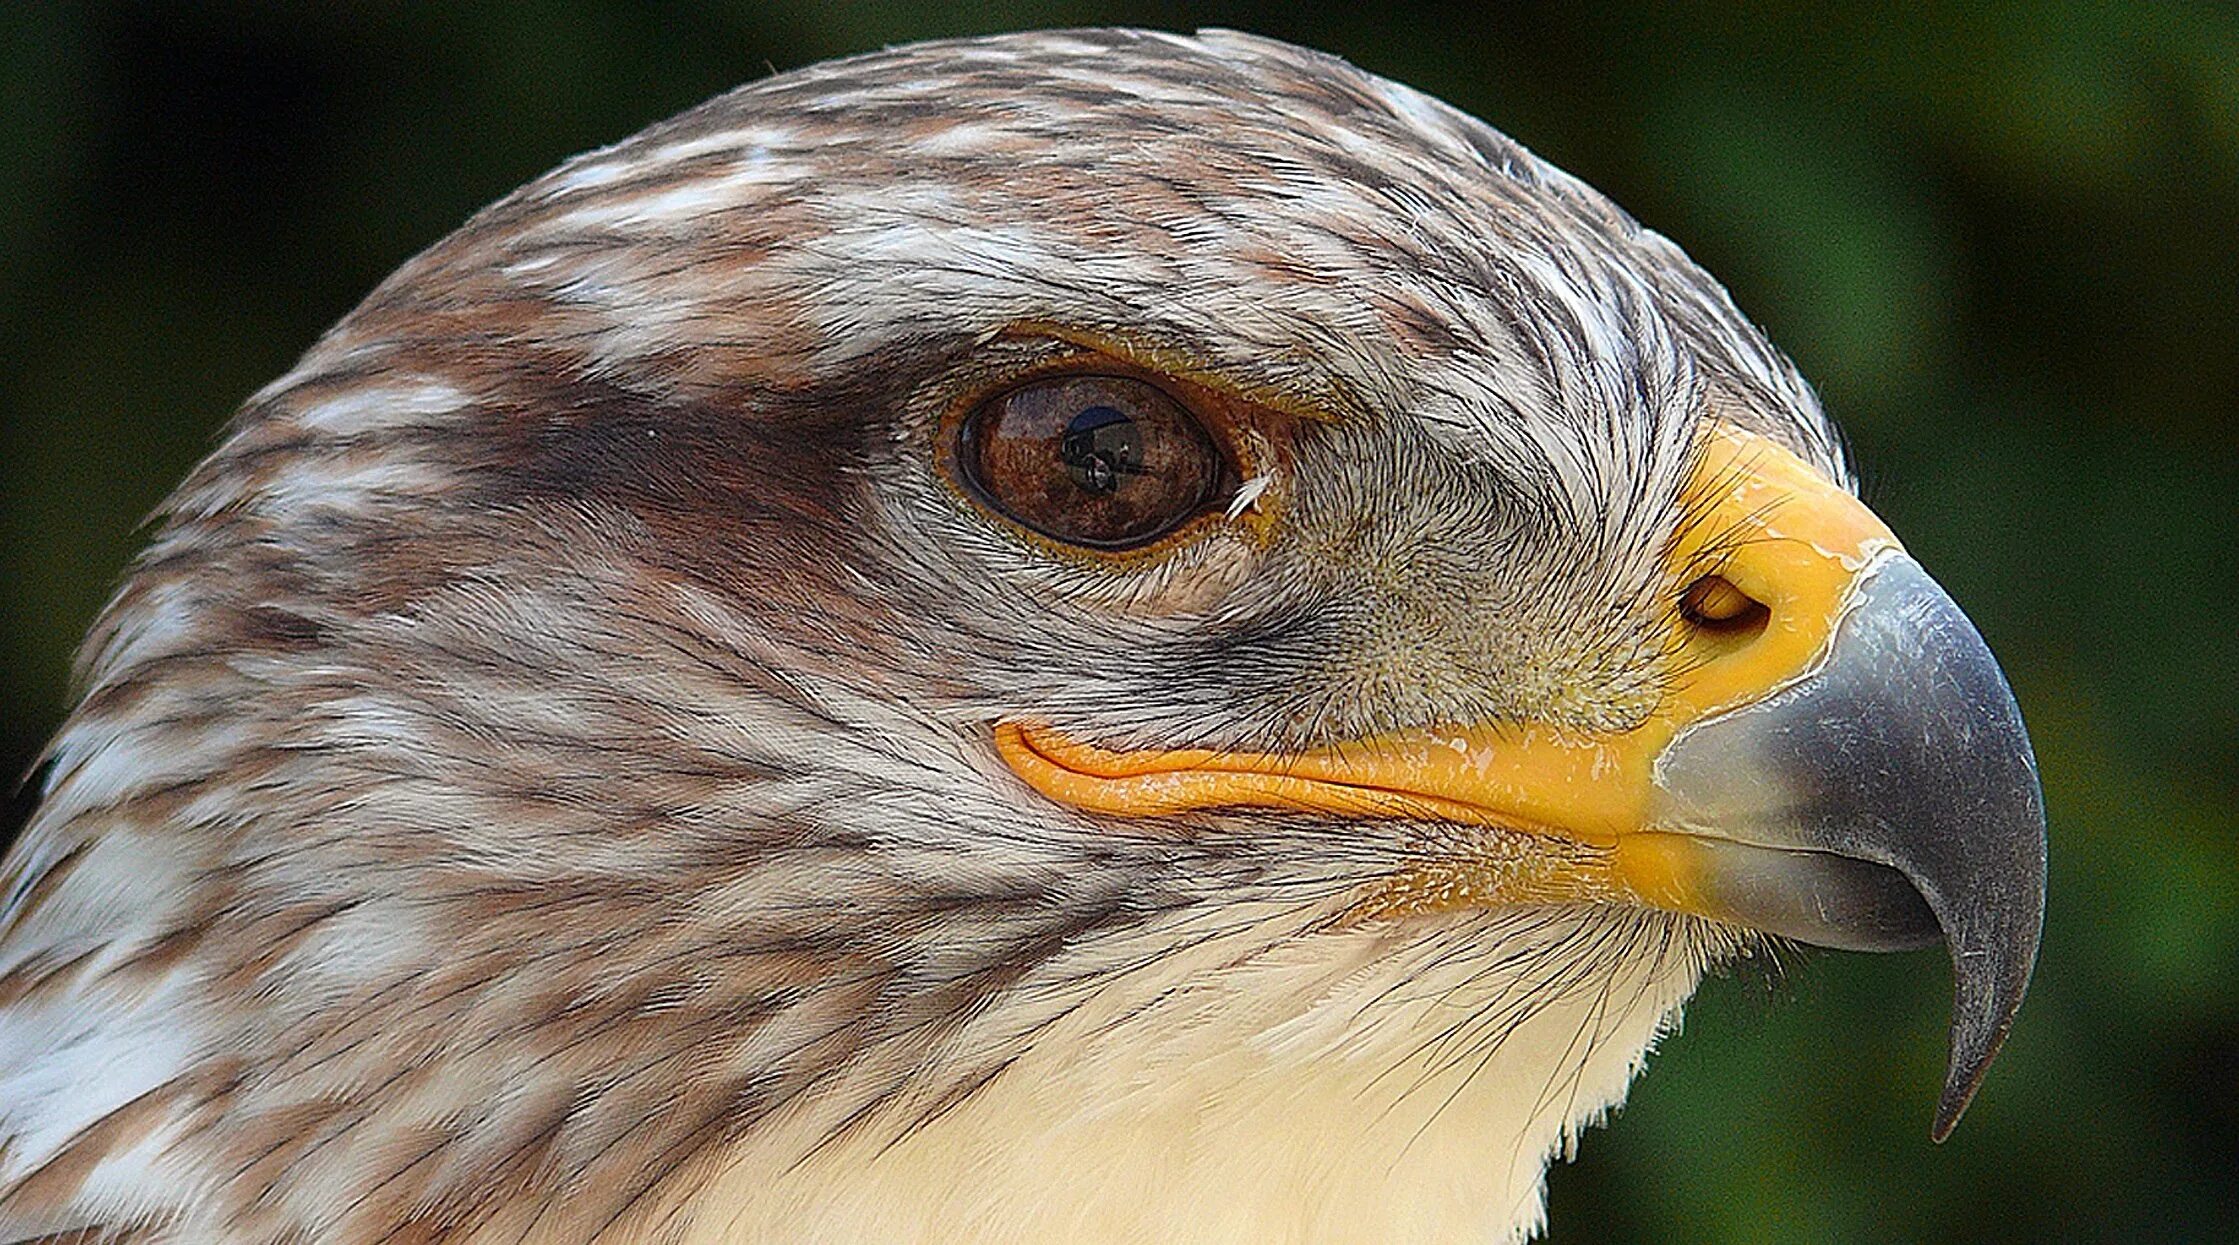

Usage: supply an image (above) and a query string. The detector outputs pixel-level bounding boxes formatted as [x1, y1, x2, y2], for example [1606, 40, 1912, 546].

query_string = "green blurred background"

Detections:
[3, 1, 2233, 1239]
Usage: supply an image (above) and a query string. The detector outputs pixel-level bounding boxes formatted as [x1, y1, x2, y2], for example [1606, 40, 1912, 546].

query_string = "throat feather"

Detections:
[629, 910, 1711, 1245]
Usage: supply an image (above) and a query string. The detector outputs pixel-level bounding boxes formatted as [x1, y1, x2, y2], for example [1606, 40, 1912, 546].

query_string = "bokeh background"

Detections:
[3, 1, 2233, 1239]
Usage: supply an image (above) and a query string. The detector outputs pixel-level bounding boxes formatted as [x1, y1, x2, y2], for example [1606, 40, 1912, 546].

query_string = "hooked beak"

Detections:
[993, 425, 2048, 1138]
[1648, 549, 2046, 1137]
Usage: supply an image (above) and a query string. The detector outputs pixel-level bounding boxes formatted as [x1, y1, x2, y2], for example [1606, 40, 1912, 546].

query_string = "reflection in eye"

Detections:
[959, 375, 1226, 550]
[1059, 405, 1143, 495]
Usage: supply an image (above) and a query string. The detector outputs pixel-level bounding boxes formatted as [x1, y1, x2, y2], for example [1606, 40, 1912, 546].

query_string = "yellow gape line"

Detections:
[992, 424, 1901, 923]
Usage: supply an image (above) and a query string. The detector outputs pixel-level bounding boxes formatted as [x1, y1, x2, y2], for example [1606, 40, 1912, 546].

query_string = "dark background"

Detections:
[3, 2, 2233, 1239]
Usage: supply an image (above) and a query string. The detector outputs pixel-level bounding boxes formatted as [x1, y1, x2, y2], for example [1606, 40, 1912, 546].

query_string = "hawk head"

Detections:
[0, 28, 2044, 1244]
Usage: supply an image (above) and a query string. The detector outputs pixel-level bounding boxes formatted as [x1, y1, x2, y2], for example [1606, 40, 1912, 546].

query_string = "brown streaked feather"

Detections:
[0, 28, 1825, 1244]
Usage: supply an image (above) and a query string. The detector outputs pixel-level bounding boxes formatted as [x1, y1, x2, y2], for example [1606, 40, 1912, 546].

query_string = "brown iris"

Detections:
[959, 375, 1225, 549]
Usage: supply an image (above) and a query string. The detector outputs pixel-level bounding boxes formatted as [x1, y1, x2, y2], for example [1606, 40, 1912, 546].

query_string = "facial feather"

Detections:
[1, 28, 1837, 1243]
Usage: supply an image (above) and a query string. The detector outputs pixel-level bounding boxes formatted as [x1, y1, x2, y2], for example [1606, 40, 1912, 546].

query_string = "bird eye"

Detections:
[958, 375, 1225, 550]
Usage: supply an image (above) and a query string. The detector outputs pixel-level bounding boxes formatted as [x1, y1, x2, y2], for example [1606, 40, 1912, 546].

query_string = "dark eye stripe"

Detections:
[959, 376, 1225, 550]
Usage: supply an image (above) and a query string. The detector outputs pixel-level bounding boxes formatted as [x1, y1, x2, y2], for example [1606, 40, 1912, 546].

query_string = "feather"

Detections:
[0, 28, 1831, 1243]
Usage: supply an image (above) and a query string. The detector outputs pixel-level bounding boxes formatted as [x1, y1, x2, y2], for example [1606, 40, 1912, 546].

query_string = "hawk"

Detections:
[0, 28, 2045, 1245]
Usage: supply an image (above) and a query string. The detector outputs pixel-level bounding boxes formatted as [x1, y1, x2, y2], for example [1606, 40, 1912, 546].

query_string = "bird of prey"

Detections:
[0, 28, 2045, 1245]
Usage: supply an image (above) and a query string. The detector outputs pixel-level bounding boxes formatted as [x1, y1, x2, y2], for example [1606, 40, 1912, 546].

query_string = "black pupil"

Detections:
[1058, 405, 1141, 495]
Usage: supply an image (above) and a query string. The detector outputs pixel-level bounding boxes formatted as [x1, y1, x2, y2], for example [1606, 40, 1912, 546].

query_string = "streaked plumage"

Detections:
[0, 29, 2041, 1244]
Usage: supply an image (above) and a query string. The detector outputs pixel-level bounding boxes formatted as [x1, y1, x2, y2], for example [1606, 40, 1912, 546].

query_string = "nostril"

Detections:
[1681, 574, 1770, 635]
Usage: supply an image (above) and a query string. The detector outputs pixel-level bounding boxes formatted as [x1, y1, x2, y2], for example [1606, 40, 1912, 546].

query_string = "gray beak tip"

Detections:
[1931, 1008, 2018, 1142]
[1930, 864, 2045, 1141]
[1931, 1028, 2005, 1142]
